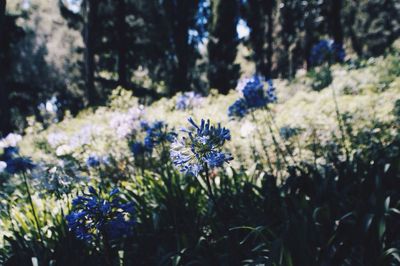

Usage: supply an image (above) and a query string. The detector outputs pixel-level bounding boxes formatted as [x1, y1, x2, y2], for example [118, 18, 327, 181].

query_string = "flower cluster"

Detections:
[170, 118, 233, 176]
[130, 142, 147, 157]
[176, 92, 203, 110]
[0, 142, 35, 175]
[86, 155, 101, 168]
[83, 153, 110, 169]
[32, 165, 87, 197]
[0, 133, 22, 149]
[132, 121, 176, 156]
[310, 39, 345, 66]
[66, 187, 135, 243]
[53, 124, 105, 156]
[228, 76, 277, 118]
[109, 107, 144, 139]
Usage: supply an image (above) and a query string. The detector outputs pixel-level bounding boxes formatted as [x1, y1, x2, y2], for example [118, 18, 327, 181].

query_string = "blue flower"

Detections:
[204, 151, 232, 168]
[310, 39, 345, 66]
[242, 76, 268, 108]
[86, 155, 100, 168]
[228, 76, 277, 118]
[5, 157, 35, 174]
[176, 92, 202, 110]
[2, 147, 18, 161]
[130, 141, 147, 156]
[170, 118, 233, 176]
[66, 187, 135, 243]
[228, 98, 248, 118]
[141, 121, 176, 152]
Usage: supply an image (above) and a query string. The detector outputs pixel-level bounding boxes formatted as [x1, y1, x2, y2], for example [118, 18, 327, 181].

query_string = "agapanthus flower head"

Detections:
[310, 39, 345, 66]
[235, 77, 252, 93]
[228, 98, 248, 118]
[170, 118, 233, 176]
[228, 76, 277, 118]
[0, 144, 35, 174]
[142, 121, 176, 151]
[140, 121, 150, 131]
[176, 92, 203, 110]
[5, 157, 36, 174]
[66, 187, 135, 243]
[86, 155, 100, 168]
[2, 146, 19, 161]
[242, 75, 268, 108]
[130, 141, 148, 157]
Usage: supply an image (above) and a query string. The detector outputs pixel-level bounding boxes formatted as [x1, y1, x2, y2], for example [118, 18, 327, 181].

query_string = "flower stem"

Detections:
[250, 111, 274, 173]
[203, 164, 218, 209]
[102, 234, 114, 266]
[264, 106, 298, 165]
[22, 171, 44, 245]
[331, 85, 350, 161]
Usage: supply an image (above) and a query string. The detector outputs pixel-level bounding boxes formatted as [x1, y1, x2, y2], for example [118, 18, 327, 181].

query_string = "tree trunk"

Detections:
[264, 1, 274, 78]
[84, 0, 98, 106]
[330, 0, 343, 44]
[165, 0, 193, 95]
[347, 1, 362, 56]
[116, 0, 127, 88]
[0, 0, 10, 135]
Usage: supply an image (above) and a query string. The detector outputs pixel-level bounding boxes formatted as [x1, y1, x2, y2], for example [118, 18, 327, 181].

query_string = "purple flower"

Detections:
[171, 118, 233, 176]
[66, 187, 135, 243]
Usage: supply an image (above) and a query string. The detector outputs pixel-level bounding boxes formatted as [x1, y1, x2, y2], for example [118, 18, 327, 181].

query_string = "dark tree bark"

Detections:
[83, 0, 98, 106]
[163, 0, 198, 95]
[116, 0, 127, 88]
[264, 1, 274, 78]
[208, 0, 240, 94]
[0, 0, 11, 135]
[247, 0, 274, 77]
[329, 0, 343, 44]
[347, 1, 362, 56]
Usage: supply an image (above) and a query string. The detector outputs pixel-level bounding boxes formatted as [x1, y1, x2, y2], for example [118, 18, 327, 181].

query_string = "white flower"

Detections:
[47, 132, 68, 148]
[56, 144, 73, 156]
[0, 133, 22, 148]
[109, 107, 144, 139]
[0, 161, 7, 173]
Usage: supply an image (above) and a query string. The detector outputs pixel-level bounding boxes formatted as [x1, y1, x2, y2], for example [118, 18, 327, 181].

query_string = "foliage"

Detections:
[0, 31, 400, 266]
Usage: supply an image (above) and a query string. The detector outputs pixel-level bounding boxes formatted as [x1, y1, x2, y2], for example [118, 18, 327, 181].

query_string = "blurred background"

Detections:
[0, 0, 399, 134]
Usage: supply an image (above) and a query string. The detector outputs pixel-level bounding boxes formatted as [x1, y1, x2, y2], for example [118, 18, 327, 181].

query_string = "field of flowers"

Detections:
[1, 41, 400, 265]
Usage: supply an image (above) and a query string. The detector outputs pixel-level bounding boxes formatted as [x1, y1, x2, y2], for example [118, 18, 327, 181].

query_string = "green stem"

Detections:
[331, 85, 350, 161]
[259, 110, 289, 171]
[264, 107, 298, 165]
[203, 164, 218, 209]
[22, 172, 44, 245]
[250, 111, 274, 173]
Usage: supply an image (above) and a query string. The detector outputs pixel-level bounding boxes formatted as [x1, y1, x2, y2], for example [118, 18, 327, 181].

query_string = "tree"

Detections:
[0, 0, 9, 135]
[116, 0, 127, 88]
[83, 0, 98, 105]
[208, 0, 240, 94]
[328, 0, 343, 45]
[162, 0, 199, 95]
[244, 0, 275, 77]
[343, 0, 400, 57]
